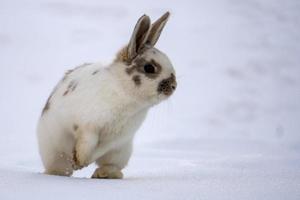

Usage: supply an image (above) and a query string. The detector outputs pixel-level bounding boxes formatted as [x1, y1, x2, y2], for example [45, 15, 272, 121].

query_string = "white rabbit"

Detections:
[37, 12, 177, 179]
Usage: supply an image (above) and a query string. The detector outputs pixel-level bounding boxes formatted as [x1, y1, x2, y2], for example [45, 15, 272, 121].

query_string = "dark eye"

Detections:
[144, 64, 155, 74]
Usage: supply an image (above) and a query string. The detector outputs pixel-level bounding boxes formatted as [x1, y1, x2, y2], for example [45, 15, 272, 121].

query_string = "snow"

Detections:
[1, 0, 300, 199]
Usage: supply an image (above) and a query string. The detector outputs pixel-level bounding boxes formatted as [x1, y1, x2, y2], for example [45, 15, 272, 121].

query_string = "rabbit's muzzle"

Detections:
[157, 73, 177, 96]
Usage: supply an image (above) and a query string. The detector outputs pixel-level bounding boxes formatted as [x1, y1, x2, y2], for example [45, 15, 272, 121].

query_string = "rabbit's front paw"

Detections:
[72, 148, 88, 170]
[91, 165, 123, 179]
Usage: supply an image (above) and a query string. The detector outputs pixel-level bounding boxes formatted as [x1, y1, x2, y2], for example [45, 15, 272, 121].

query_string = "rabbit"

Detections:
[37, 12, 177, 179]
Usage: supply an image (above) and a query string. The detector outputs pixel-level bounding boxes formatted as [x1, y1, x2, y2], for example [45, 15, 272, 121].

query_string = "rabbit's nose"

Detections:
[171, 79, 177, 91]
[170, 73, 177, 90]
[157, 73, 177, 96]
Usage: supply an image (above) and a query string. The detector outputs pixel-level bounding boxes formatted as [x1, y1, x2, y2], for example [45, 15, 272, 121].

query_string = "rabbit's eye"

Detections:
[144, 64, 155, 74]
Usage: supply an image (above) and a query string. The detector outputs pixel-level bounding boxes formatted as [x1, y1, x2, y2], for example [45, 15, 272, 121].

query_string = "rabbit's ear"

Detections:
[146, 12, 170, 47]
[128, 14, 151, 60]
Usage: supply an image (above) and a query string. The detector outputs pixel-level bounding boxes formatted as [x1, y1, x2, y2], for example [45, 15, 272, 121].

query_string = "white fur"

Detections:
[37, 12, 176, 178]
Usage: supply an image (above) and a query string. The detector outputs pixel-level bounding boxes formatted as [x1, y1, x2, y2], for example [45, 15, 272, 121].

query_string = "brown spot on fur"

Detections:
[63, 90, 68, 96]
[73, 148, 78, 165]
[42, 101, 50, 115]
[115, 45, 150, 65]
[62, 63, 91, 82]
[134, 57, 147, 70]
[41, 85, 59, 115]
[62, 70, 73, 81]
[74, 63, 92, 70]
[157, 73, 177, 96]
[126, 65, 137, 75]
[41, 63, 91, 115]
[92, 70, 99, 75]
[73, 124, 79, 131]
[115, 46, 130, 65]
[132, 75, 141, 86]
[65, 69, 73, 76]
[63, 80, 78, 96]
[147, 59, 162, 79]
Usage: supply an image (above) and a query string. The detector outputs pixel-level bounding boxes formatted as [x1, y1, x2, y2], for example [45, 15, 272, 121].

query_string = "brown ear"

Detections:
[146, 12, 170, 47]
[127, 15, 151, 61]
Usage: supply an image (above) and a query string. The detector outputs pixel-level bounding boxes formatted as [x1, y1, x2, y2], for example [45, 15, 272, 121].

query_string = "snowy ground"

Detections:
[1, 0, 300, 199]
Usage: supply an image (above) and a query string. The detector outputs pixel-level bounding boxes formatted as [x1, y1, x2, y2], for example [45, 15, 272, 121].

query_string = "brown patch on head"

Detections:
[126, 66, 136, 75]
[115, 46, 130, 65]
[63, 80, 78, 96]
[73, 124, 79, 131]
[124, 58, 141, 76]
[124, 56, 164, 88]
[132, 75, 141, 86]
[126, 57, 162, 79]
[115, 45, 150, 65]
[157, 73, 177, 96]
[147, 59, 162, 79]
